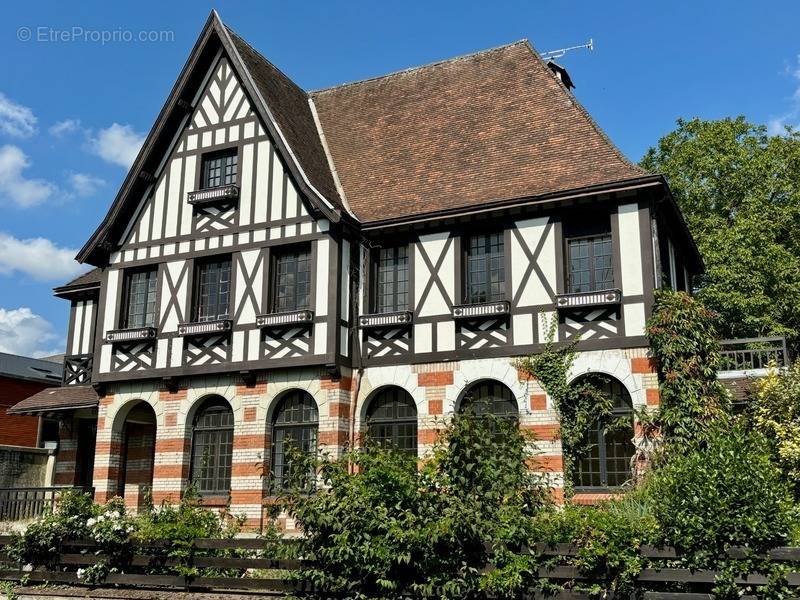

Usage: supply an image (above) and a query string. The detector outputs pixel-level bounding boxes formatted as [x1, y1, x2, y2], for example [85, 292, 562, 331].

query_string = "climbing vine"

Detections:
[516, 317, 615, 497]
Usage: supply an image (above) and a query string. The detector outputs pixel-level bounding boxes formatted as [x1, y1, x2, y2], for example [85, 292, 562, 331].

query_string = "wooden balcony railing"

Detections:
[719, 336, 790, 372]
[0, 486, 93, 522]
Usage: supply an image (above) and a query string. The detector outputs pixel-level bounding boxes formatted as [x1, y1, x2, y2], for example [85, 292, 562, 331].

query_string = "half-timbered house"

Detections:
[11, 11, 702, 522]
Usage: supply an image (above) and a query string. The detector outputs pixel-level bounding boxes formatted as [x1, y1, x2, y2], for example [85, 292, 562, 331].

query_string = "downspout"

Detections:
[347, 241, 368, 474]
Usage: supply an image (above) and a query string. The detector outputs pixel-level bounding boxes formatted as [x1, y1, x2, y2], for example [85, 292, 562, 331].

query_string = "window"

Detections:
[465, 232, 505, 304]
[572, 374, 635, 489]
[121, 268, 158, 328]
[459, 380, 518, 418]
[273, 246, 312, 312]
[194, 257, 231, 322]
[202, 149, 238, 189]
[190, 397, 234, 495]
[365, 387, 417, 454]
[271, 390, 318, 491]
[566, 234, 614, 293]
[374, 246, 409, 313]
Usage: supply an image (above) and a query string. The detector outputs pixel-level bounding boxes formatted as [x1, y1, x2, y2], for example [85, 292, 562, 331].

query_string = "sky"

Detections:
[1, 0, 799, 357]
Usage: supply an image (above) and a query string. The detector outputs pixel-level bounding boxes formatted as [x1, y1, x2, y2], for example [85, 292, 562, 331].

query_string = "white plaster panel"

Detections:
[617, 203, 644, 296]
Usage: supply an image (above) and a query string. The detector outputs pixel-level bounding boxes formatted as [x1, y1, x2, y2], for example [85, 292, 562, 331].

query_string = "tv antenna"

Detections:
[540, 39, 594, 62]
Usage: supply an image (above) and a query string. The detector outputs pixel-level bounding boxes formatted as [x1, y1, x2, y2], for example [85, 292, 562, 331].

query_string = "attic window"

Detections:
[202, 149, 238, 189]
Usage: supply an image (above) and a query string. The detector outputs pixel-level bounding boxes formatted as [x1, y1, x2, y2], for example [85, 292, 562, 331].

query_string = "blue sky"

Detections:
[1, 0, 799, 357]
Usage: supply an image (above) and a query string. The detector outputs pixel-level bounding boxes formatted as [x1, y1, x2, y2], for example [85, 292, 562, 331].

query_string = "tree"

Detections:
[640, 117, 800, 345]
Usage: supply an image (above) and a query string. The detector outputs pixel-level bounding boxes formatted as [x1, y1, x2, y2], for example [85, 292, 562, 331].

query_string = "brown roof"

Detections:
[310, 41, 645, 223]
[54, 268, 103, 297]
[227, 28, 345, 214]
[8, 385, 99, 415]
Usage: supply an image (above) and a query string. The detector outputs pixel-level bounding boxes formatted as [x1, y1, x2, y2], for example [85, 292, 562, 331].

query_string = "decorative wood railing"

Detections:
[719, 336, 790, 371]
[62, 353, 93, 385]
[0, 537, 797, 598]
[452, 300, 510, 320]
[0, 487, 93, 522]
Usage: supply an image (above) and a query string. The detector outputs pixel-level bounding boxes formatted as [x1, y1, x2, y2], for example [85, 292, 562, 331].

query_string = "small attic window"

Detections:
[202, 149, 238, 189]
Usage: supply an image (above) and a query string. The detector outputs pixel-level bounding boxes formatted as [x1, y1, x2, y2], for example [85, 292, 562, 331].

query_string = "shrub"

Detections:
[277, 411, 552, 599]
[646, 289, 730, 445]
[750, 363, 800, 498]
[645, 423, 798, 598]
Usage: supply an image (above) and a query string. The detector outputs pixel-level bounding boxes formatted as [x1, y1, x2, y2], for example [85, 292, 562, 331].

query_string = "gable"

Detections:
[118, 55, 315, 252]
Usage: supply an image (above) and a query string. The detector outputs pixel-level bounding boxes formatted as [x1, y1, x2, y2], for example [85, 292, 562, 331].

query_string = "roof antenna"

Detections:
[539, 39, 593, 91]
[540, 39, 594, 62]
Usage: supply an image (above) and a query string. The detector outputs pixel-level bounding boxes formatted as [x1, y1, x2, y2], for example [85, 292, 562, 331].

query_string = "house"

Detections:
[10, 11, 702, 523]
[0, 352, 62, 447]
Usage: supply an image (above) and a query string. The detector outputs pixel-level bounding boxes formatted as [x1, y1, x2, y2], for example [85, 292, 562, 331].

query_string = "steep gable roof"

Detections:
[310, 41, 646, 224]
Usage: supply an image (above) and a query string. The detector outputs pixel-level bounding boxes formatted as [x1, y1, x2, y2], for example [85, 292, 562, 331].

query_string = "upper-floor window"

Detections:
[202, 149, 238, 189]
[374, 246, 409, 313]
[194, 257, 231, 322]
[273, 245, 311, 312]
[121, 268, 158, 328]
[464, 232, 505, 304]
[565, 217, 614, 293]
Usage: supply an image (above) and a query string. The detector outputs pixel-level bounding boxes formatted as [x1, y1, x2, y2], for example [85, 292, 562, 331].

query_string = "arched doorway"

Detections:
[364, 387, 418, 455]
[116, 401, 157, 510]
[570, 373, 635, 489]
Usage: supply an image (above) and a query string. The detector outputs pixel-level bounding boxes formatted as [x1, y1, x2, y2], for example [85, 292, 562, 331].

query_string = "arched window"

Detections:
[271, 390, 318, 490]
[190, 397, 234, 495]
[572, 374, 635, 488]
[365, 387, 418, 454]
[459, 380, 518, 418]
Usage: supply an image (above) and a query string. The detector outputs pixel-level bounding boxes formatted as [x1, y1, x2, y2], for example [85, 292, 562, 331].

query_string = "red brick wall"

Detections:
[0, 375, 47, 447]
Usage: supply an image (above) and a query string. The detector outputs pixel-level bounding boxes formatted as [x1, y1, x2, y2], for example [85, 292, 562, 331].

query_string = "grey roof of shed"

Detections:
[0, 352, 63, 385]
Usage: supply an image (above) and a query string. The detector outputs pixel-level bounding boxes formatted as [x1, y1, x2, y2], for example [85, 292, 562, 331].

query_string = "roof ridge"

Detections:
[309, 39, 530, 95]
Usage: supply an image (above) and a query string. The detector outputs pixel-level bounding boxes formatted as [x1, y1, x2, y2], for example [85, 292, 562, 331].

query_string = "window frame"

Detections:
[192, 255, 232, 323]
[462, 231, 506, 305]
[371, 244, 410, 314]
[572, 375, 635, 490]
[270, 244, 313, 313]
[564, 232, 615, 294]
[271, 390, 319, 492]
[200, 148, 239, 190]
[120, 266, 159, 329]
[365, 387, 418, 455]
[458, 379, 519, 418]
[189, 397, 234, 497]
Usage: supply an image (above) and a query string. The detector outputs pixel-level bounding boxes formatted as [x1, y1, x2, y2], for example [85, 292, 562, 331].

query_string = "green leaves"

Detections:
[641, 117, 800, 346]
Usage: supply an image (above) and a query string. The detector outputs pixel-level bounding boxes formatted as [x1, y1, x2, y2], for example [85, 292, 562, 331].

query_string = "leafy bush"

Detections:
[646, 289, 730, 445]
[277, 411, 552, 599]
[645, 423, 798, 598]
[750, 363, 800, 498]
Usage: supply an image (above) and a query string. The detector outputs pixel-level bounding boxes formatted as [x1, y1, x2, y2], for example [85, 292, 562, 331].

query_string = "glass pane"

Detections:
[375, 246, 409, 313]
[271, 390, 319, 490]
[275, 247, 312, 312]
[124, 268, 158, 328]
[365, 387, 418, 454]
[203, 150, 237, 188]
[191, 400, 234, 494]
[459, 380, 518, 417]
[465, 233, 505, 303]
[195, 258, 231, 322]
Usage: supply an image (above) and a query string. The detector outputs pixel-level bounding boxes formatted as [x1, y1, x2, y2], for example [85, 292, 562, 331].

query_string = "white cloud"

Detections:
[49, 119, 81, 137]
[0, 92, 37, 138]
[68, 172, 105, 197]
[0, 232, 83, 281]
[0, 307, 62, 357]
[768, 55, 800, 135]
[0, 145, 57, 207]
[89, 123, 144, 168]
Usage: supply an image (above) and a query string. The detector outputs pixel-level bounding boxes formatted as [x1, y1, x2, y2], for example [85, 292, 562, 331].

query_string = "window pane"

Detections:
[202, 150, 238, 188]
[274, 247, 312, 312]
[567, 234, 613, 293]
[465, 233, 505, 304]
[191, 400, 234, 495]
[375, 246, 409, 313]
[124, 269, 158, 328]
[365, 387, 418, 454]
[195, 258, 231, 322]
[272, 390, 319, 490]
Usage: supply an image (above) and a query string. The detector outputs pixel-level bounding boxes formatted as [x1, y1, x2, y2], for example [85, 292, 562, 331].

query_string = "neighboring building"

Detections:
[11, 11, 702, 523]
[0, 352, 62, 447]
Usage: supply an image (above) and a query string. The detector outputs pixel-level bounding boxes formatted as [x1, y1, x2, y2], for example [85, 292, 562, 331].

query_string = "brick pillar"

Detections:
[151, 388, 189, 505]
[417, 369, 452, 456]
[231, 379, 268, 530]
[53, 417, 79, 485]
[93, 393, 124, 504]
[319, 372, 353, 459]
[632, 354, 660, 483]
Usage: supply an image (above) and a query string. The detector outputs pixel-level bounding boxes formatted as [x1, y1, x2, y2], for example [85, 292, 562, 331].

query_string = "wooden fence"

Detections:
[0, 536, 798, 598]
[0, 487, 92, 522]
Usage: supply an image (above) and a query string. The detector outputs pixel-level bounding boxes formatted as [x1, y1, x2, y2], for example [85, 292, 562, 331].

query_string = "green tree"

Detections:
[640, 117, 800, 344]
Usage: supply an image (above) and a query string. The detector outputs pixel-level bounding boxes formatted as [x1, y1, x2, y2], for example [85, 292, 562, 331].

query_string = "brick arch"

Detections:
[259, 370, 326, 423]
[567, 351, 644, 408]
[356, 368, 424, 429]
